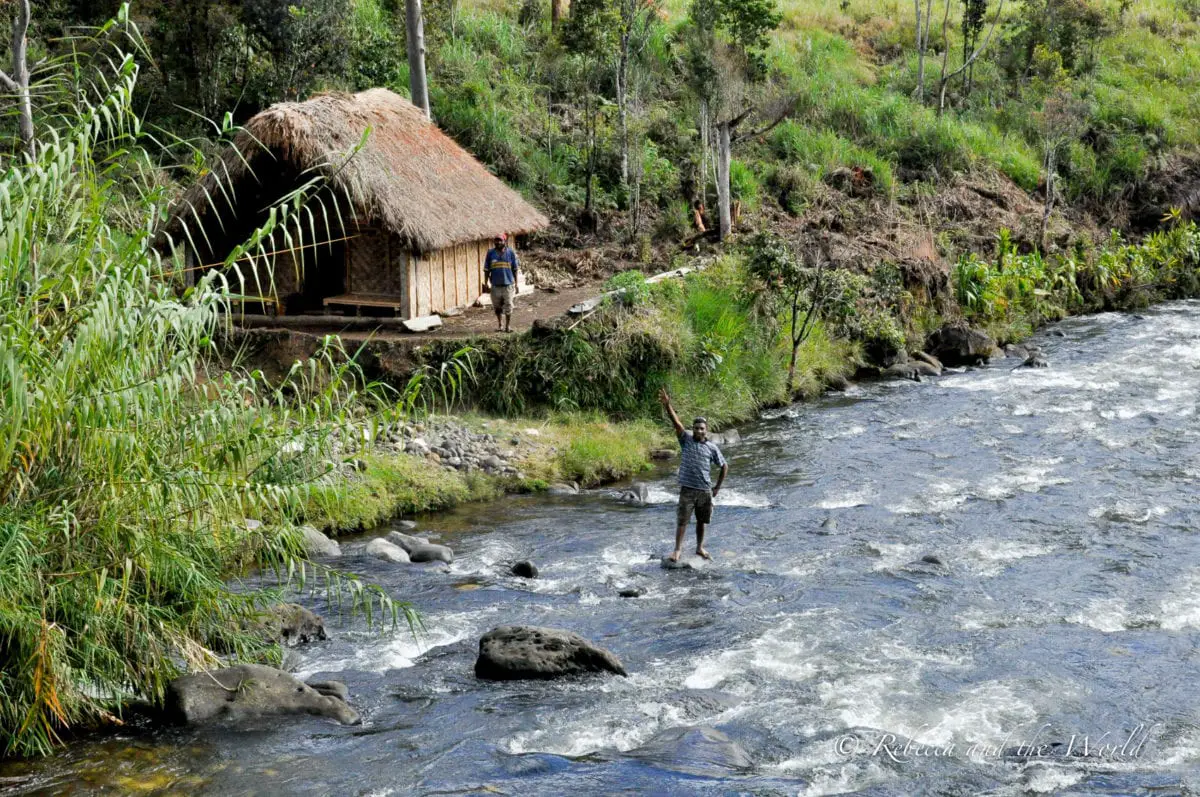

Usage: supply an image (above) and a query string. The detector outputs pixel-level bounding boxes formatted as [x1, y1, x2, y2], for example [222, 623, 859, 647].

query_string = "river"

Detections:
[5, 302, 1200, 795]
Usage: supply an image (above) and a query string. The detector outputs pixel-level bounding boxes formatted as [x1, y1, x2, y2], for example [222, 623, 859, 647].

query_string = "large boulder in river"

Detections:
[164, 664, 360, 726]
[926, 323, 995, 366]
[386, 531, 454, 563]
[475, 626, 627, 680]
[366, 537, 410, 564]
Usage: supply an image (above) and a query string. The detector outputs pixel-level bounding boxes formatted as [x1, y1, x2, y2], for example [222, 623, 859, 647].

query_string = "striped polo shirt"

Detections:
[677, 432, 726, 490]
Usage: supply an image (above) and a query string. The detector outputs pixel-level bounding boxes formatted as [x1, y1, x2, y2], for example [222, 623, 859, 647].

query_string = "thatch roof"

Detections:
[169, 88, 548, 254]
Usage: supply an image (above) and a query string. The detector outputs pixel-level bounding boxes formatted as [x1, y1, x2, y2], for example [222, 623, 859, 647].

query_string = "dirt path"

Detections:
[337, 282, 603, 344]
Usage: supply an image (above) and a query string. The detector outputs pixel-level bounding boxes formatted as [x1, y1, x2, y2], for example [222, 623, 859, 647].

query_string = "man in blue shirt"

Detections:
[483, 234, 519, 332]
[660, 389, 728, 562]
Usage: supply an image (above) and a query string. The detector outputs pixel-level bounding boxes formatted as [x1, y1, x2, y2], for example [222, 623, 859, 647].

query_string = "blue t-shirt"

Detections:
[484, 247, 519, 287]
[677, 431, 726, 490]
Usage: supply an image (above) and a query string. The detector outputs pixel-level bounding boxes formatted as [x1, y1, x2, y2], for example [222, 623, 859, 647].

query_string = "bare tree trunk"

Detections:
[405, 0, 431, 119]
[0, 0, 34, 157]
[716, 120, 732, 241]
[552, 0, 563, 30]
[617, 38, 629, 188]
[699, 99, 710, 211]
[934, 0, 951, 116]
[914, 0, 932, 102]
[1039, 146, 1057, 251]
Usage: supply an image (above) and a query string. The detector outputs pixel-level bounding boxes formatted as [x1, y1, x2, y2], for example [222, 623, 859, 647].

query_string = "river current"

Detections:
[5, 302, 1200, 796]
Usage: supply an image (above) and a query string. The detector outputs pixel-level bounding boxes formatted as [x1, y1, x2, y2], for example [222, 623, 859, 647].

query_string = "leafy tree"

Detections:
[960, 0, 988, 97]
[683, 0, 783, 240]
[1004, 0, 1109, 82]
[242, 0, 350, 104]
[933, 0, 1006, 116]
[747, 233, 851, 393]
[1029, 46, 1090, 249]
[562, 0, 622, 226]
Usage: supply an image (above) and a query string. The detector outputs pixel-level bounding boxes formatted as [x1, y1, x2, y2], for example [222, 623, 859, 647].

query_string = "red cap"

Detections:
[495, 233, 508, 242]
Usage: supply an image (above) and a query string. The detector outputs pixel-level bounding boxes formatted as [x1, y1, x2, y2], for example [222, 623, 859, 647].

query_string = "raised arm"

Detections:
[659, 388, 685, 437]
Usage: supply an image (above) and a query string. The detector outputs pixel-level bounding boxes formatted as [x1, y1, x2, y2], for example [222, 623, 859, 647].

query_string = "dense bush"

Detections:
[0, 35, 395, 757]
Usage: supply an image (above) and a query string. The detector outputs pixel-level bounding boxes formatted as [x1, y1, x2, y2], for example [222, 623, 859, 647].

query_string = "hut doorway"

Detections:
[295, 241, 347, 314]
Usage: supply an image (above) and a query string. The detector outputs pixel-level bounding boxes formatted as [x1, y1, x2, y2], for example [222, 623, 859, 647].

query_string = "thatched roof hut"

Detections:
[166, 88, 548, 319]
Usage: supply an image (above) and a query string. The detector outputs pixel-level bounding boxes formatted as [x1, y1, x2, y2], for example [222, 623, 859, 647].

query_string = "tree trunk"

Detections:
[913, 0, 927, 102]
[699, 99, 710, 211]
[716, 119, 732, 241]
[0, 0, 34, 157]
[934, 0, 952, 118]
[405, 0, 431, 119]
[617, 37, 629, 188]
[787, 343, 799, 395]
[1039, 147, 1057, 251]
[552, 0, 563, 30]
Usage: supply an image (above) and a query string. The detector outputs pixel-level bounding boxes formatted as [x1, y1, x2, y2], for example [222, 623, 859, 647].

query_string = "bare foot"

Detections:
[667, 551, 681, 562]
[696, 548, 712, 560]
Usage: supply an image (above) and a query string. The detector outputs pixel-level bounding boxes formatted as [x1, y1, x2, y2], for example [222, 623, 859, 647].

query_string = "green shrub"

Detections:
[605, 270, 652, 306]
[729, 159, 762, 211]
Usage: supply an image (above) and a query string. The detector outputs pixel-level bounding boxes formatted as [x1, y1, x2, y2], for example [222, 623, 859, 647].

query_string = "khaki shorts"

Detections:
[677, 486, 713, 526]
[490, 284, 515, 314]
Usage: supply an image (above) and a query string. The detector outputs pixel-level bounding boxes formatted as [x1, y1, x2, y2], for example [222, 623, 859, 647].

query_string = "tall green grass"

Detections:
[0, 28, 395, 756]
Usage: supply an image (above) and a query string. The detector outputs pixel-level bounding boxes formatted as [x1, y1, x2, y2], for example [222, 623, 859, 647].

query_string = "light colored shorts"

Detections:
[490, 284, 515, 314]
[677, 486, 714, 525]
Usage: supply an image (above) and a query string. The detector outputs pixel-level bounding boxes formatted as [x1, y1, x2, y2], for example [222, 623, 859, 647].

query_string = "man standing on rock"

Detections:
[660, 389, 727, 562]
[483, 233, 519, 333]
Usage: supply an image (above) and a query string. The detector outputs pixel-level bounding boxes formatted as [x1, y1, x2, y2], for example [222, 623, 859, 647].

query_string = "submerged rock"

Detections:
[164, 664, 360, 726]
[299, 524, 341, 558]
[511, 560, 539, 579]
[883, 360, 940, 381]
[626, 726, 753, 775]
[661, 556, 694, 570]
[366, 538, 411, 564]
[475, 625, 627, 680]
[547, 482, 580, 496]
[618, 483, 650, 506]
[394, 520, 418, 531]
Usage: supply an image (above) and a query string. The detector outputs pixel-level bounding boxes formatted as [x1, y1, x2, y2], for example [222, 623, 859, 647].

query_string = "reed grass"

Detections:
[0, 22, 399, 757]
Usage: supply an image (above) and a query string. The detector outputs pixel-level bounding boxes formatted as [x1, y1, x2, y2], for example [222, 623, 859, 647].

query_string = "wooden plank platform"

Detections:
[323, 293, 405, 316]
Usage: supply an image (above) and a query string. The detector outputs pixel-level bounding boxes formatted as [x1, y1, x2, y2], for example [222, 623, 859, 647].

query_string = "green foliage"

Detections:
[953, 219, 1200, 337]
[0, 37, 399, 757]
[729, 159, 762, 211]
[555, 415, 658, 485]
[305, 453, 484, 532]
[605, 270, 653, 306]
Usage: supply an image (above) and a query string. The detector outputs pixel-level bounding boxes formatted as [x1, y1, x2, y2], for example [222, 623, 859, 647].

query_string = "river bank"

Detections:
[7, 301, 1200, 794]
[278, 215, 1200, 539]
